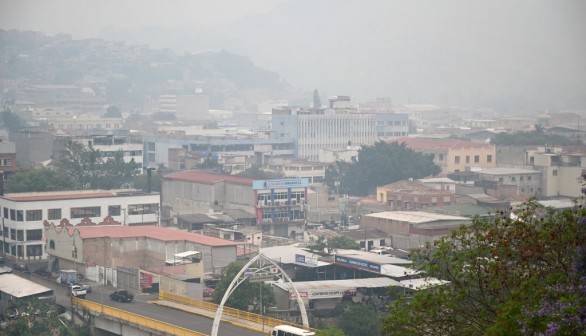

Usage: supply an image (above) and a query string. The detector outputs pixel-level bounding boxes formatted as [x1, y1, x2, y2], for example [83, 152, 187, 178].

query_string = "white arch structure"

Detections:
[211, 253, 309, 336]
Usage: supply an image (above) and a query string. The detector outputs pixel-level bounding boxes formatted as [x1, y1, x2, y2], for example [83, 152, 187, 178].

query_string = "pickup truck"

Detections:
[70, 285, 87, 298]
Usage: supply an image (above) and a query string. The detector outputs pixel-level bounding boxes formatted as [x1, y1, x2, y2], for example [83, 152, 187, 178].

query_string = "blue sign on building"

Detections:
[335, 255, 381, 273]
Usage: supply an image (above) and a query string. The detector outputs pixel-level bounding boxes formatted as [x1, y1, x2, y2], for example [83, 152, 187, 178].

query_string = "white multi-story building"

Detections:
[527, 146, 586, 198]
[0, 189, 160, 260]
[271, 96, 409, 162]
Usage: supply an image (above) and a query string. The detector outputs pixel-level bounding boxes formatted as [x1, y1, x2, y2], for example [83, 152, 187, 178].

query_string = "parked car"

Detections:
[110, 290, 133, 302]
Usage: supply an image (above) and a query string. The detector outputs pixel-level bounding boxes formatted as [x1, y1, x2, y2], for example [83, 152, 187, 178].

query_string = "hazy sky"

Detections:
[1, 0, 585, 109]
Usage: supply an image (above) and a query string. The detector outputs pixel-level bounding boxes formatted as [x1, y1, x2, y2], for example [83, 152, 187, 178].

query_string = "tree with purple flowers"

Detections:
[382, 172, 586, 335]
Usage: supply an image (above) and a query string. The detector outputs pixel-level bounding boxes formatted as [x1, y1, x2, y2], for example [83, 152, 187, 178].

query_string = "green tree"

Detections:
[103, 105, 122, 118]
[338, 303, 381, 336]
[7, 168, 78, 192]
[382, 200, 586, 336]
[56, 141, 140, 189]
[490, 129, 581, 146]
[328, 236, 360, 250]
[316, 327, 346, 336]
[0, 109, 26, 131]
[212, 261, 276, 311]
[306, 236, 329, 255]
[131, 165, 164, 192]
[3, 298, 90, 335]
[327, 141, 440, 196]
[237, 164, 283, 179]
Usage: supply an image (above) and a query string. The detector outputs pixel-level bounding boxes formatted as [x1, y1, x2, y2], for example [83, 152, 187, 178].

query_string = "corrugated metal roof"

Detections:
[260, 244, 330, 267]
[0, 274, 53, 297]
[272, 277, 400, 292]
[335, 249, 412, 265]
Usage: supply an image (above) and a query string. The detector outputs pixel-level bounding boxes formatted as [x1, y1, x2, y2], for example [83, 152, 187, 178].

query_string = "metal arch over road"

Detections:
[211, 253, 310, 336]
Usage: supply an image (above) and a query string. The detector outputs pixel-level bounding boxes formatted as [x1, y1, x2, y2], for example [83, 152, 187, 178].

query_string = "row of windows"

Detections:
[2, 203, 159, 221]
[454, 155, 493, 164]
[498, 175, 534, 183]
[0, 159, 11, 166]
[2, 228, 43, 241]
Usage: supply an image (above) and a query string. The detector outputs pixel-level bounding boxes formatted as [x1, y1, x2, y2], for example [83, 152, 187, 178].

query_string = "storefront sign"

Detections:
[335, 255, 381, 273]
[295, 254, 318, 266]
[253, 178, 308, 190]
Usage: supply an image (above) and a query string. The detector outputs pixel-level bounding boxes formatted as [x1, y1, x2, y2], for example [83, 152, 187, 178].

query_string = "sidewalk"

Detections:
[151, 299, 272, 334]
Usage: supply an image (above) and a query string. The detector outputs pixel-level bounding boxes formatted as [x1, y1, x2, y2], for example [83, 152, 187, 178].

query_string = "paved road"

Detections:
[86, 288, 267, 336]
[14, 270, 266, 336]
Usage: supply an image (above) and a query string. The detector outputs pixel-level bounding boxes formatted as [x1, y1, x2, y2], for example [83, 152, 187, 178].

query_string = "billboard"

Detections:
[335, 255, 381, 273]
[253, 178, 309, 190]
[295, 254, 318, 266]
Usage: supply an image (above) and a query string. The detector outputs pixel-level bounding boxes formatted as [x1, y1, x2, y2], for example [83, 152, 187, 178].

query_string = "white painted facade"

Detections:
[0, 190, 160, 260]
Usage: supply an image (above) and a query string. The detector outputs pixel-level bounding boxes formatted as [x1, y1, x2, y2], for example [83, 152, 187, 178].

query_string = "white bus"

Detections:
[271, 325, 315, 336]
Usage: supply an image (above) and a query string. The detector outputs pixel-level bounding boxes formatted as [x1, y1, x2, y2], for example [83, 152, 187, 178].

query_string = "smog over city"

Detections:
[0, 1, 585, 336]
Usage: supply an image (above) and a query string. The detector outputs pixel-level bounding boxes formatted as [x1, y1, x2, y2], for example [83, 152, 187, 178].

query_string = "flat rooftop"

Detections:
[272, 277, 400, 293]
[0, 273, 53, 298]
[477, 167, 540, 175]
[365, 211, 469, 223]
[3, 189, 157, 202]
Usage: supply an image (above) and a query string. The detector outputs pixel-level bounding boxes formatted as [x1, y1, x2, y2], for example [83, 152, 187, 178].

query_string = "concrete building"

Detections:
[394, 136, 497, 173]
[161, 171, 308, 237]
[38, 113, 123, 130]
[0, 189, 160, 260]
[143, 133, 295, 169]
[376, 180, 456, 211]
[9, 127, 56, 168]
[0, 136, 17, 189]
[44, 224, 239, 296]
[363, 211, 469, 249]
[271, 97, 409, 162]
[318, 146, 360, 163]
[261, 158, 327, 184]
[158, 94, 210, 121]
[18, 84, 106, 113]
[475, 168, 542, 199]
[527, 146, 586, 198]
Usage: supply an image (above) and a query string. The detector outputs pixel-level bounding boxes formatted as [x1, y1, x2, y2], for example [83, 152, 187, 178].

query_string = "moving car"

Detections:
[70, 285, 87, 298]
[110, 290, 133, 302]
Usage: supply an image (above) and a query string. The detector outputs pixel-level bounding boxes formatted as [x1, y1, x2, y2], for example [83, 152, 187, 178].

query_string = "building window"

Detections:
[455, 156, 460, 164]
[223, 234, 231, 240]
[520, 176, 524, 181]
[48, 208, 62, 220]
[27, 245, 43, 257]
[17, 230, 24, 241]
[466, 156, 470, 163]
[499, 178, 504, 183]
[71, 206, 101, 219]
[527, 176, 532, 181]
[49, 240, 55, 249]
[128, 203, 158, 215]
[3, 207, 8, 219]
[26, 210, 43, 221]
[553, 170, 558, 176]
[487, 155, 493, 163]
[474, 155, 480, 163]
[380, 239, 385, 246]
[27, 229, 42, 241]
[108, 205, 121, 216]
[511, 177, 516, 182]
[0, 159, 11, 166]
[16, 210, 23, 222]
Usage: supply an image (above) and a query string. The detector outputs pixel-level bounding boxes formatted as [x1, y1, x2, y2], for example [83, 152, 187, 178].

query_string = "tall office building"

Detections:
[271, 96, 409, 162]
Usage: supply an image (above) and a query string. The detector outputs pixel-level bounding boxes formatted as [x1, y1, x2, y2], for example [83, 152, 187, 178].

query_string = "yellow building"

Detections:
[394, 137, 496, 173]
